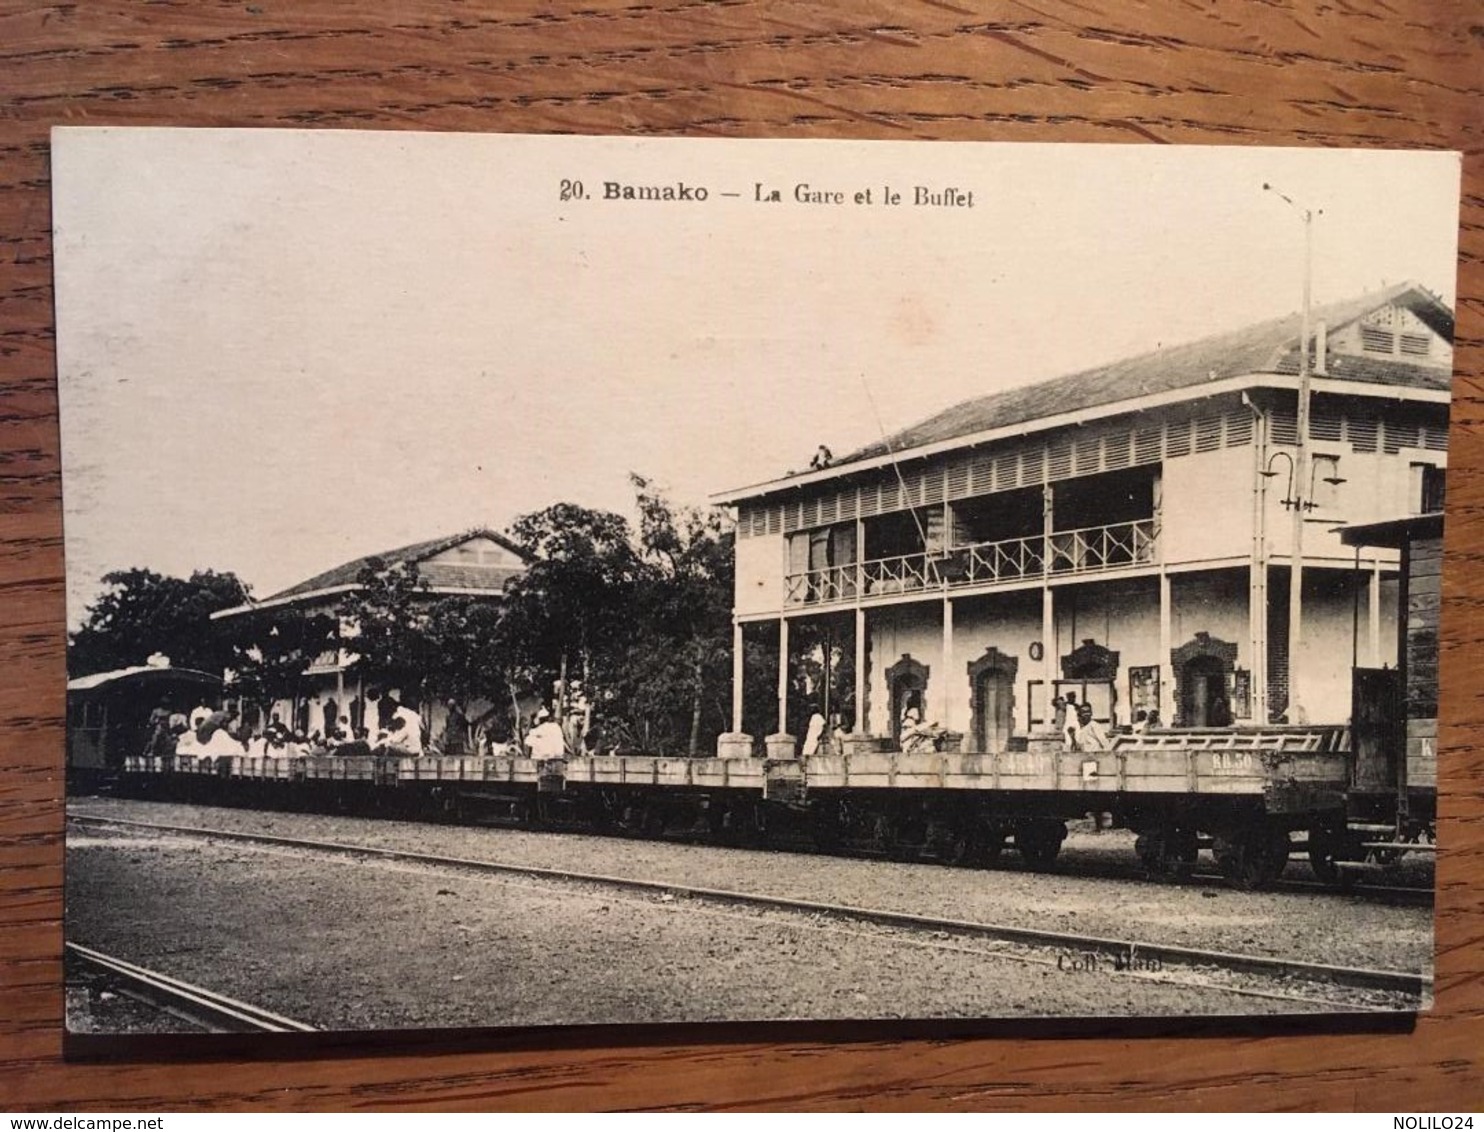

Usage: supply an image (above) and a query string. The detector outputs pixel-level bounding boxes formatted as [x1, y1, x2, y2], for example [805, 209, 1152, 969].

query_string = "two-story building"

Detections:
[211, 528, 529, 743]
[714, 283, 1452, 752]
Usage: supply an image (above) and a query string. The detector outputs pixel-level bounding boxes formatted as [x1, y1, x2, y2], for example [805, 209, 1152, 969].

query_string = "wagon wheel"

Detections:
[436, 789, 465, 824]
[1214, 828, 1289, 890]
[809, 800, 845, 853]
[975, 831, 1007, 869]
[641, 801, 669, 838]
[588, 791, 619, 835]
[1135, 826, 1199, 881]
[1308, 826, 1363, 889]
[869, 811, 902, 856]
[1015, 820, 1065, 870]
[936, 823, 977, 867]
[1135, 829, 1173, 879]
[705, 797, 734, 841]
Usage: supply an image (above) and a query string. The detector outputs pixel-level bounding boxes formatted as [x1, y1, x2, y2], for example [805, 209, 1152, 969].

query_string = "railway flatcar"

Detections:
[96, 510, 1446, 892]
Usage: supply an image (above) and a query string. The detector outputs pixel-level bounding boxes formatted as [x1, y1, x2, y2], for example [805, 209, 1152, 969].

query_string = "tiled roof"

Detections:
[837, 282, 1452, 469]
[261, 528, 529, 603]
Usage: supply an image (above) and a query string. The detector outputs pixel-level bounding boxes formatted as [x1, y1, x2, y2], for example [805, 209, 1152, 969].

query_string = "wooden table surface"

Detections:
[2, 1, 1480, 1112]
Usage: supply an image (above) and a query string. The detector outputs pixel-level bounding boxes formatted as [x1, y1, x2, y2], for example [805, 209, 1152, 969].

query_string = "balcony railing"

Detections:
[783, 565, 859, 605]
[783, 517, 1159, 606]
[1047, 518, 1159, 576]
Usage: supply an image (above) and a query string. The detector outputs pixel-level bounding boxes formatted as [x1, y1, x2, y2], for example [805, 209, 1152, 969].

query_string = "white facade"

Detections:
[720, 292, 1449, 749]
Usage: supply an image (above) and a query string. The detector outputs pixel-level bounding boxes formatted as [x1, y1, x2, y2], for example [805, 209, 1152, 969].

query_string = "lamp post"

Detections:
[1263, 183, 1321, 723]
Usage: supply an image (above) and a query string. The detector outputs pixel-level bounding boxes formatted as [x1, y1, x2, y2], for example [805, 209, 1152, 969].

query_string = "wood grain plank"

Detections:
[1, 0, 1481, 1111]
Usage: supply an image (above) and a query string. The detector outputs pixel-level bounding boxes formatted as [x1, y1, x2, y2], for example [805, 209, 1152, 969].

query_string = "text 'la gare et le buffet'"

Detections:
[558, 179, 975, 208]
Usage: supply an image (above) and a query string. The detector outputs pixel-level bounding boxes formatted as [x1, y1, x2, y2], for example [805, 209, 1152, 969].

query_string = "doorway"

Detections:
[967, 646, 1019, 753]
[1171, 632, 1239, 727]
[1180, 655, 1226, 726]
[884, 654, 930, 744]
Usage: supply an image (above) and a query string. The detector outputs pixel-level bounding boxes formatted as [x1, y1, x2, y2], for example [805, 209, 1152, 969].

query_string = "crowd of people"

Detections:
[145, 685, 1232, 765]
[142, 693, 607, 764]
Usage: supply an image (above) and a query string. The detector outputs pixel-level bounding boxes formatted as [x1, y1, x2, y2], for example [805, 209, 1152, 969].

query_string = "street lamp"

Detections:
[1263, 182, 1323, 724]
[1261, 450, 1346, 512]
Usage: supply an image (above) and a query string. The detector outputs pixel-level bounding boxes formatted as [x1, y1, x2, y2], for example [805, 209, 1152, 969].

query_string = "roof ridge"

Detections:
[256, 527, 530, 605]
[829, 282, 1450, 472]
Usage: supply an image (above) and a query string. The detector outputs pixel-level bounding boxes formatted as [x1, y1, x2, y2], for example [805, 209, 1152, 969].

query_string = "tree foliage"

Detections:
[337, 559, 436, 701]
[225, 608, 338, 711]
[481, 481, 738, 755]
[499, 502, 641, 702]
[68, 568, 251, 677]
[73, 478, 746, 758]
[614, 474, 735, 754]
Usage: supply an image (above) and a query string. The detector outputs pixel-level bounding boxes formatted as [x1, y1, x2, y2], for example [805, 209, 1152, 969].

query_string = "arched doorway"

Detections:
[1172, 632, 1238, 727]
[967, 647, 1018, 753]
[1179, 655, 1227, 727]
[884, 654, 929, 744]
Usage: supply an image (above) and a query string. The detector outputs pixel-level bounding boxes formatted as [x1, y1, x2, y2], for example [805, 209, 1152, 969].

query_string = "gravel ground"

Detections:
[65, 977, 210, 1034]
[66, 826, 1372, 1032]
[68, 798, 1432, 976]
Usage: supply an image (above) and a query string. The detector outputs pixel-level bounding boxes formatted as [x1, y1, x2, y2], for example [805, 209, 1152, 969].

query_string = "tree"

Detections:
[224, 607, 338, 718]
[68, 568, 250, 677]
[418, 595, 535, 744]
[623, 474, 735, 755]
[337, 559, 435, 703]
[501, 502, 641, 715]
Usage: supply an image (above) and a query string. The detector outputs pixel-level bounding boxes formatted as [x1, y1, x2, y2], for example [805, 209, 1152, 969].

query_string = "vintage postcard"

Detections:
[53, 129, 1459, 1034]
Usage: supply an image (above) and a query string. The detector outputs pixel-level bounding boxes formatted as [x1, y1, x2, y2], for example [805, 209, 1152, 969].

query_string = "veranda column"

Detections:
[1159, 571, 1174, 723]
[777, 616, 789, 735]
[1369, 560, 1383, 668]
[731, 620, 744, 733]
[1041, 585, 1056, 713]
[941, 597, 954, 729]
[1041, 482, 1057, 717]
[854, 606, 867, 733]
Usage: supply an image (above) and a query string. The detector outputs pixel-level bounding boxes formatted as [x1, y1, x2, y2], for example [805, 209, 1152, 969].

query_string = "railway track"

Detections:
[66, 941, 318, 1033]
[69, 813, 1430, 1010]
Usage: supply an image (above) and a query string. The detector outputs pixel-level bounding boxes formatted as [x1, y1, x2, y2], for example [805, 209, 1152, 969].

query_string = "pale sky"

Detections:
[52, 129, 1461, 625]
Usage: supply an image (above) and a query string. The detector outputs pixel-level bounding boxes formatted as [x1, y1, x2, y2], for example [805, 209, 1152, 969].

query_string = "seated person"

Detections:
[376, 716, 421, 757]
[525, 708, 567, 760]
[264, 714, 291, 745]
[174, 725, 202, 758]
[899, 708, 942, 754]
[1071, 702, 1111, 752]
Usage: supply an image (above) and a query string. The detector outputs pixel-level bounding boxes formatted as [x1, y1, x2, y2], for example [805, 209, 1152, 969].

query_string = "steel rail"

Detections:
[66, 941, 318, 1033]
[69, 813, 1430, 1001]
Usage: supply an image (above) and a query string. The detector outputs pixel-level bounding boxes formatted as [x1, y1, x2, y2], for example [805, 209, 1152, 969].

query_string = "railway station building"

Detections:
[211, 529, 528, 743]
[714, 283, 1453, 752]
